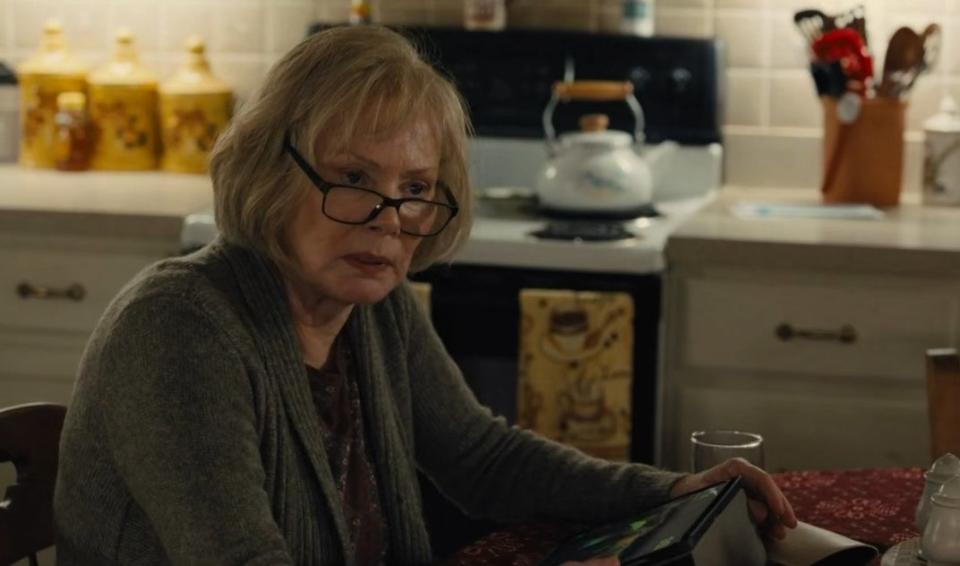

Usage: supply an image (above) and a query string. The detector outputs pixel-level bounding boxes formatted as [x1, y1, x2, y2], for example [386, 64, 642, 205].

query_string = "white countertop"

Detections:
[668, 187, 960, 276]
[6, 163, 960, 276]
[0, 164, 213, 241]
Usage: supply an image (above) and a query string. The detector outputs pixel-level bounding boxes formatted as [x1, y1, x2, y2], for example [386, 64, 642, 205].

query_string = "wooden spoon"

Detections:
[878, 27, 924, 99]
[898, 23, 942, 97]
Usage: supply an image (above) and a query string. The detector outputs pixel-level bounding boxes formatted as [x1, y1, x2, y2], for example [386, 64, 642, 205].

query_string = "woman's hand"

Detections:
[670, 457, 798, 540]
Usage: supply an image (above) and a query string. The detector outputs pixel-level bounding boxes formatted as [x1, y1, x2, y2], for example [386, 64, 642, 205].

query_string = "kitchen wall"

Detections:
[1, 0, 958, 191]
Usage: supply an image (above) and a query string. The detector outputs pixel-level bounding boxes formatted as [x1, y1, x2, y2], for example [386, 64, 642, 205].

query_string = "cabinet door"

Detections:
[675, 384, 930, 472]
[0, 239, 167, 407]
[1, 245, 162, 334]
[682, 277, 958, 381]
[0, 329, 86, 406]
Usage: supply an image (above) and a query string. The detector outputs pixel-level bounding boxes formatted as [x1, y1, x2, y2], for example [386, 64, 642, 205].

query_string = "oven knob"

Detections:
[629, 66, 651, 93]
[670, 67, 693, 94]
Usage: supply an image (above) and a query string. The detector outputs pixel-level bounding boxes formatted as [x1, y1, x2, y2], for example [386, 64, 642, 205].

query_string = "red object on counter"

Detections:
[813, 28, 874, 94]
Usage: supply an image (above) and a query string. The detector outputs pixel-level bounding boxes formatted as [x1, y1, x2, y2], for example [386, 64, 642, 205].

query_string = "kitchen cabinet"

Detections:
[0, 165, 211, 408]
[660, 188, 960, 472]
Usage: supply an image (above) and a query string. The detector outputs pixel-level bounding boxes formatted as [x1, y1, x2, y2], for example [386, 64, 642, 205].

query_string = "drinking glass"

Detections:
[690, 430, 765, 472]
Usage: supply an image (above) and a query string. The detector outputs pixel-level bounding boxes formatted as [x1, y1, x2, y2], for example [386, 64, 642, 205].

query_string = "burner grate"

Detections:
[531, 220, 639, 241]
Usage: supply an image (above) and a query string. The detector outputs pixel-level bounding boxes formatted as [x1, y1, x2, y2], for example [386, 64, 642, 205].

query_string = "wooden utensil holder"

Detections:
[821, 97, 906, 207]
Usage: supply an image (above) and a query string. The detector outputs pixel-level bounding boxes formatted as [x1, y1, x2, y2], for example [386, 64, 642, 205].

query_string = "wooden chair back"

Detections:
[0, 403, 67, 566]
[927, 348, 960, 460]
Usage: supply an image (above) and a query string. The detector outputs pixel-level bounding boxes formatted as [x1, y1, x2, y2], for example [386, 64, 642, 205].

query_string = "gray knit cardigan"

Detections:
[54, 238, 683, 565]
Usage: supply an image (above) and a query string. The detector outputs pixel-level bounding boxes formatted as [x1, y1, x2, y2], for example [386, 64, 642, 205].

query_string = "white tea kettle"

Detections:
[536, 81, 675, 218]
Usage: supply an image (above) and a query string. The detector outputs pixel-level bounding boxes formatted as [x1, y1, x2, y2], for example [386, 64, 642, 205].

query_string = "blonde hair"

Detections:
[209, 25, 473, 273]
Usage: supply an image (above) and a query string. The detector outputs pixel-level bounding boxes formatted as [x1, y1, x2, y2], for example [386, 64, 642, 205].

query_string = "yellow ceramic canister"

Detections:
[18, 21, 88, 168]
[88, 30, 159, 170]
[159, 37, 232, 174]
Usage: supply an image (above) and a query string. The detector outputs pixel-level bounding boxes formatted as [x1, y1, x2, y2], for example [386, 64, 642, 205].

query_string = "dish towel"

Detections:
[517, 289, 634, 461]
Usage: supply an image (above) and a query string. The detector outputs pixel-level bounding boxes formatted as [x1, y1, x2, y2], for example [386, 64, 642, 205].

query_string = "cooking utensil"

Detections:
[812, 28, 873, 95]
[900, 23, 942, 96]
[794, 9, 832, 46]
[877, 27, 924, 99]
[832, 4, 868, 46]
[810, 60, 847, 98]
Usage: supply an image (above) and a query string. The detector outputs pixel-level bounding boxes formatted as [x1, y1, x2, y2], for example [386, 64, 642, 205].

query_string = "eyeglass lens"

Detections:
[323, 186, 451, 236]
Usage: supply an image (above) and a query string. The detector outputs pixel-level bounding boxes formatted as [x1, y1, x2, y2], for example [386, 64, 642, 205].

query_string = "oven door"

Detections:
[410, 263, 662, 557]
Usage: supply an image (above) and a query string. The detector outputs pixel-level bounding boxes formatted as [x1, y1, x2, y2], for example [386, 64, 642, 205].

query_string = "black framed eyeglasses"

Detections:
[283, 133, 459, 237]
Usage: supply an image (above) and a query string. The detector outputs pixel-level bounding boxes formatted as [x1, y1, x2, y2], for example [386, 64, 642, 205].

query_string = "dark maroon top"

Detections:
[306, 339, 387, 565]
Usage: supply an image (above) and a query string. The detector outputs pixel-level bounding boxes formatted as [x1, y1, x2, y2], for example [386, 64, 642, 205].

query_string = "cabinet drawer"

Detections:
[674, 385, 929, 472]
[1, 246, 159, 334]
[0, 330, 88, 380]
[683, 278, 958, 381]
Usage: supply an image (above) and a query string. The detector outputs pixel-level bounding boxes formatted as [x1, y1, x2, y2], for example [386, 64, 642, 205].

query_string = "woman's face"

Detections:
[283, 119, 440, 305]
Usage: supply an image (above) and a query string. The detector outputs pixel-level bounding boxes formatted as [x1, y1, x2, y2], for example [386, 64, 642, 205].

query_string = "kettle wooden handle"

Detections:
[553, 81, 634, 101]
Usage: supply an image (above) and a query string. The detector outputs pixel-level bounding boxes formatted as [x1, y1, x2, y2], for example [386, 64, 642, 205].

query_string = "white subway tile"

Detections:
[905, 75, 946, 133]
[715, 11, 768, 68]
[0, 0, 10, 50]
[378, 6, 430, 26]
[109, 1, 161, 52]
[715, 0, 766, 9]
[769, 0, 839, 10]
[664, 0, 710, 8]
[207, 56, 268, 106]
[160, 2, 215, 52]
[267, 2, 314, 54]
[655, 9, 711, 38]
[213, 2, 265, 54]
[942, 18, 960, 75]
[316, 0, 349, 23]
[60, 2, 110, 51]
[882, 0, 945, 14]
[769, 10, 810, 69]
[725, 71, 765, 126]
[769, 71, 821, 128]
[12, 0, 61, 50]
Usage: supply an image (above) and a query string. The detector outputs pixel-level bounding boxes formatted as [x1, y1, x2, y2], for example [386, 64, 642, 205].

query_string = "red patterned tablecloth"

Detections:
[444, 468, 925, 565]
[774, 467, 922, 548]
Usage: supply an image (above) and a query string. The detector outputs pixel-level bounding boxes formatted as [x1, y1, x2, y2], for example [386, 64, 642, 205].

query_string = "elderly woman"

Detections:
[54, 25, 795, 565]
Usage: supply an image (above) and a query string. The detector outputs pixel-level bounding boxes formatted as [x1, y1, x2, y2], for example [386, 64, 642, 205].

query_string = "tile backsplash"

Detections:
[1, 0, 957, 191]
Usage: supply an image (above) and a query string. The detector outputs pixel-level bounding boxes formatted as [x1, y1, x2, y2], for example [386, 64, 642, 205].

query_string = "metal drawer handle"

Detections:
[775, 323, 857, 344]
[16, 282, 86, 302]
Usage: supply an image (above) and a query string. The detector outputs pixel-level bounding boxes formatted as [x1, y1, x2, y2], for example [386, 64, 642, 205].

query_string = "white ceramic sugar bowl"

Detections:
[922, 475, 960, 565]
[917, 453, 960, 533]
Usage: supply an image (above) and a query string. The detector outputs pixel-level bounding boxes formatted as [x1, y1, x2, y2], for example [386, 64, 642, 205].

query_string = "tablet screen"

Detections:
[541, 481, 730, 565]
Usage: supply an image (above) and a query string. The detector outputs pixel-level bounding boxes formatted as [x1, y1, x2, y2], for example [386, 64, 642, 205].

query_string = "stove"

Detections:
[182, 29, 724, 270]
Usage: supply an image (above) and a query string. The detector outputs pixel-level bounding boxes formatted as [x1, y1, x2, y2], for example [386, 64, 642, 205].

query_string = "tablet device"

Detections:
[539, 476, 765, 566]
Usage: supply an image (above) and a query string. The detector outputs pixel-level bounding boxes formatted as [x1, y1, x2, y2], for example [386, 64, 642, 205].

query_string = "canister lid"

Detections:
[88, 30, 157, 87]
[927, 452, 960, 482]
[18, 20, 88, 77]
[924, 96, 960, 134]
[57, 91, 86, 112]
[160, 36, 231, 96]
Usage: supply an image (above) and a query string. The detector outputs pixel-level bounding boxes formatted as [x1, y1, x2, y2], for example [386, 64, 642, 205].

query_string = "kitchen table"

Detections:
[443, 467, 925, 565]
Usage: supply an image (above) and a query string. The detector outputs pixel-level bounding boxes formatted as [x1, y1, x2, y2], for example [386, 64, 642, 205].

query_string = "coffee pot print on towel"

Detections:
[518, 289, 634, 461]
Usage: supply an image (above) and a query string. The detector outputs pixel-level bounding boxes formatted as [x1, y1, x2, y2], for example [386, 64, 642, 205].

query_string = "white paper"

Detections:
[767, 521, 879, 566]
[730, 202, 885, 220]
